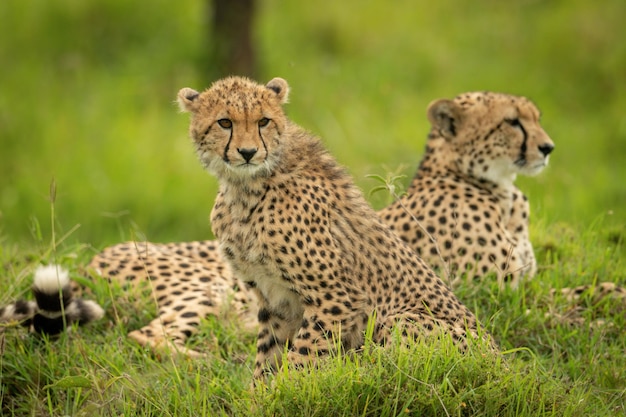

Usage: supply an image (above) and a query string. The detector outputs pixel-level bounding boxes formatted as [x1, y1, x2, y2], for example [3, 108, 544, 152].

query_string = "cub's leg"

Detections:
[252, 288, 303, 379]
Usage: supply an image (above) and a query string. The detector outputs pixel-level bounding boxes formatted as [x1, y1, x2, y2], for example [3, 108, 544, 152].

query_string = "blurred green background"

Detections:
[1, 0, 625, 248]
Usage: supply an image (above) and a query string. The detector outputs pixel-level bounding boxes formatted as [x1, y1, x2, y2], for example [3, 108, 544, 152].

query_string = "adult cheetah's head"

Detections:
[177, 76, 290, 181]
[427, 92, 554, 186]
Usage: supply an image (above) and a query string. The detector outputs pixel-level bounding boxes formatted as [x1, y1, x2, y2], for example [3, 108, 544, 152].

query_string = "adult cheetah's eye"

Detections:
[258, 117, 270, 127]
[217, 119, 232, 129]
[506, 118, 522, 128]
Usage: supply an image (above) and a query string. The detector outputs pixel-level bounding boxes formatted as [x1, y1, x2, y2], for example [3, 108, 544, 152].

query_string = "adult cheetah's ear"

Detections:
[427, 99, 463, 140]
[266, 78, 290, 104]
[177, 88, 201, 113]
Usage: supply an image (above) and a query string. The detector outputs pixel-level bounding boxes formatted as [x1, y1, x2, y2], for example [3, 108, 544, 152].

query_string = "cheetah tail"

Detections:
[0, 265, 105, 335]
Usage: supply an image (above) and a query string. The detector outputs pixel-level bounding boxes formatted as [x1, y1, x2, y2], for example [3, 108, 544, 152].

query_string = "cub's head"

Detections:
[427, 92, 554, 185]
[177, 76, 290, 181]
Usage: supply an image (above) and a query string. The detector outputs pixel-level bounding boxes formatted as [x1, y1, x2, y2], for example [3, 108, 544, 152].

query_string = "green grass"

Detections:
[1, 0, 625, 415]
[1, 235, 624, 416]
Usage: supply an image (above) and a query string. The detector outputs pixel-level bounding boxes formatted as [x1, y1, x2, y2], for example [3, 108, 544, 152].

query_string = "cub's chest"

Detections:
[211, 178, 332, 267]
[210, 188, 279, 266]
[213, 192, 300, 308]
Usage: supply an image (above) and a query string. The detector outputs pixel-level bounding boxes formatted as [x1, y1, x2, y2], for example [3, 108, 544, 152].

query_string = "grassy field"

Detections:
[1, 0, 625, 415]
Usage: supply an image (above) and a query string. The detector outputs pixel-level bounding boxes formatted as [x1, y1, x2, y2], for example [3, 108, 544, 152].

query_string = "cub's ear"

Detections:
[427, 99, 463, 139]
[266, 77, 290, 104]
[177, 88, 200, 113]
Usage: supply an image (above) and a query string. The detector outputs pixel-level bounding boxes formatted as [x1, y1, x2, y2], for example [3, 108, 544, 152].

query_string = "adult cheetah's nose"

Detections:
[238, 148, 257, 163]
[538, 143, 554, 156]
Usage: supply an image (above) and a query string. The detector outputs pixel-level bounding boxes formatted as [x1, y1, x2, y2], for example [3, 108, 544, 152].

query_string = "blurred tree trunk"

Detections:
[209, 0, 257, 78]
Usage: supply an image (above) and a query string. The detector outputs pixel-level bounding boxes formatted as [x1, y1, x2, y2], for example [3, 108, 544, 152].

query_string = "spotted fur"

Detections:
[88, 240, 256, 356]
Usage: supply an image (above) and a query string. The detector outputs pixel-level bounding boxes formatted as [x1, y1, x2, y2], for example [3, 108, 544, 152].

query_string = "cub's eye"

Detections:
[506, 118, 522, 128]
[258, 117, 270, 127]
[217, 119, 232, 129]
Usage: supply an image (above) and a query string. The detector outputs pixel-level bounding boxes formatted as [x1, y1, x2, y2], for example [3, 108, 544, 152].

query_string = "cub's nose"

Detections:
[238, 148, 258, 163]
[538, 143, 554, 156]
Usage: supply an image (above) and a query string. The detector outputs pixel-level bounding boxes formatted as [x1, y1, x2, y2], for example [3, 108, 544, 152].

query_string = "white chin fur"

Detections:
[206, 158, 271, 181]
[32, 265, 70, 293]
[521, 159, 549, 177]
[479, 159, 517, 188]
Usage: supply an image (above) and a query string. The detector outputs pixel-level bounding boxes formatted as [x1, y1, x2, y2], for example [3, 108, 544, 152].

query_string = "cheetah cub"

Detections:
[177, 76, 493, 378]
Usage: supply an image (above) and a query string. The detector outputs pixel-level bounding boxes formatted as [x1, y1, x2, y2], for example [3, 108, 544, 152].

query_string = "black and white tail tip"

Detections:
[0, 265, 104, 335]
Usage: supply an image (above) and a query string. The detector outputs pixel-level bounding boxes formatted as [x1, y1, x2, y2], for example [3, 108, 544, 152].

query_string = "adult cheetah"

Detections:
[379, 91, 554, 288]
[177, 76, 491, 377]
[378, 92, 623, 320]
